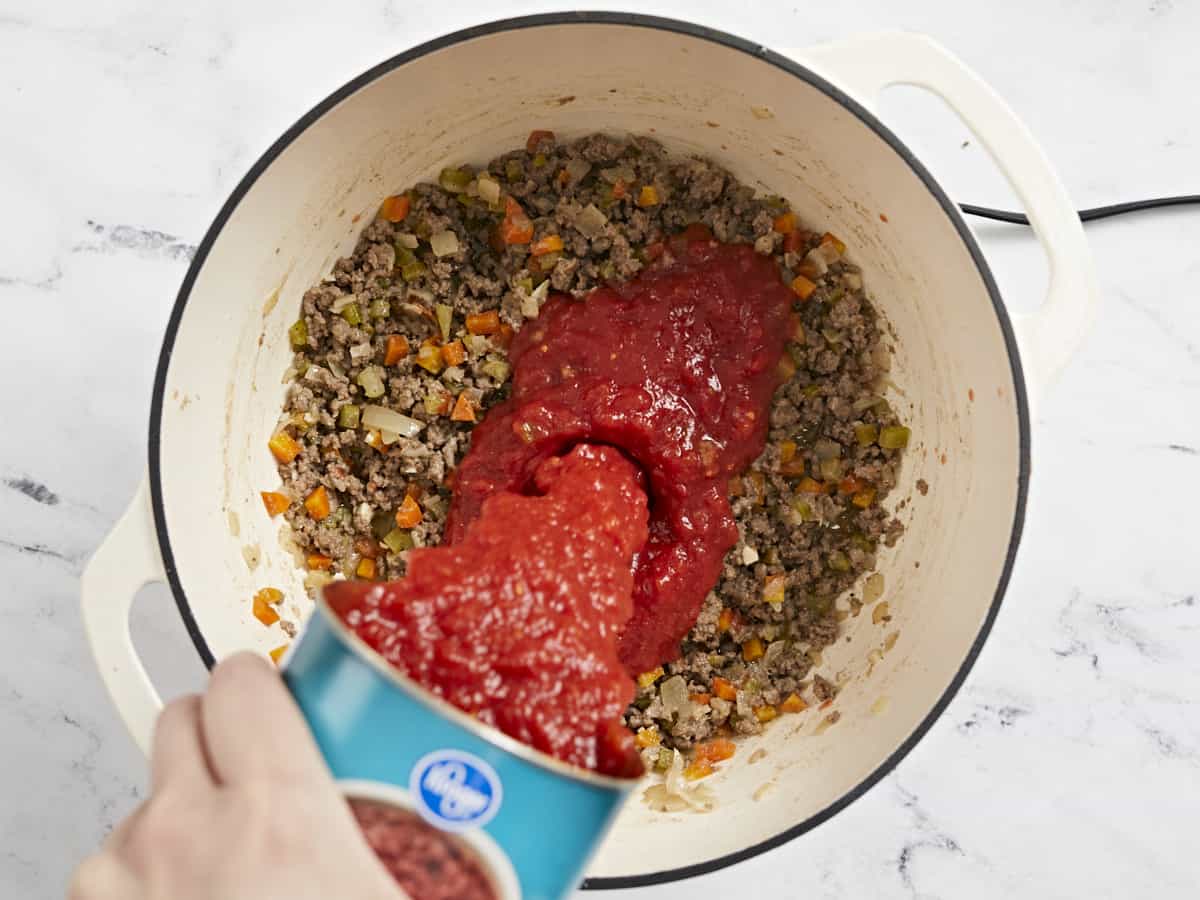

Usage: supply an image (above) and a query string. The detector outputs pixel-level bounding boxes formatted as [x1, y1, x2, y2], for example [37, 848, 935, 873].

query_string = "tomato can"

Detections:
[281, 596, 639, 900]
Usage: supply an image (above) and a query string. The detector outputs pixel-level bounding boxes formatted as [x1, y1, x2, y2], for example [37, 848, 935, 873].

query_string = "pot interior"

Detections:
[152, 18, 1025, 883]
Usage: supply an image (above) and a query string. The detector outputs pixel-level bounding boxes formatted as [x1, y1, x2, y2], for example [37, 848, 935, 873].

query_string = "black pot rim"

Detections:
[147, 11, 1030, 892]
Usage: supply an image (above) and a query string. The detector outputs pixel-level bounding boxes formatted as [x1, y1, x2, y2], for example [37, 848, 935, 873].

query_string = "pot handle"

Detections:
[80, 476, 165, 755]
[791, 32, 1098, 392]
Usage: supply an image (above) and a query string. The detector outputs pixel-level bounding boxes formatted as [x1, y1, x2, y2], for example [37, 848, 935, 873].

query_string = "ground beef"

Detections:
[349, 798, 496, 900]
[273, 132, 908, 752]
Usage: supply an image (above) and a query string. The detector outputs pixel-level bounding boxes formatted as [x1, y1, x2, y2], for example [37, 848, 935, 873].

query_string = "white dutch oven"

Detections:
[81, 14, 1096, 889]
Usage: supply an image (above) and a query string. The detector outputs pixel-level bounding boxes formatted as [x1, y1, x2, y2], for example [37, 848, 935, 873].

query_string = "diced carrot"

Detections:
[306, 553, 333, 571]
[526, 129, 554, 153]
[683, 759, 715, 781]
[466, 310, 501, 335]
[783, 229, 807, 254]
[742, 638, 765, 662]
[797, 259, 822, 280]
[717, 607, 734, 633]
[531, 234, 564, 256]
[252, 590, 280, 626]
[441, 340, 466, 367]
[379, 194, 410, 223]
[839, 476, 866, 495]
[395, 494, 423, 529]
[416, 339, 444, 374]
[637, 666, 664, 689]
[451, 392, 476, 423]
[790, 275, 817, 300]
[747, 470, 766, 505]
[260, 491, 290, 517]
[364, 430, 385, 452]
[821, 232, 847, 255]
[682, 222, 713, 242]
[384, 334, 410, 366]
[494, 323, 515, 349]
[268, 644, 289, 665]
[754, 705, 778, 723]
[611, 180, 627, 200]
[819, 699, 834, 711]
[779, 440, 798, 464]
[796, 476, 825, 494]
[637, 185, 659, 207]
[690, 692, 711, 706]
[635, 727, 661, 749]
[258, 587, 283, 606]
[772, 211, 796, 233]
[694, 738, 736, 764]
[304, 485, 330, 521]
[355, 557, 376, 579]
[712, 677, 738, 701]
[500, 197, 534, 244]
[355, 537, 380, 560]
[779, 457, 807, 477]
[268, 432, 302, 464]
[781, 693, 809, 713]
[852, 488, 877, 509]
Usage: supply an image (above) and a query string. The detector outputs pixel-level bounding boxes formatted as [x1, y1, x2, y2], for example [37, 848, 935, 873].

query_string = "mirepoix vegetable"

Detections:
[438, 167, 472, 193]
[637, 185, 659, 207]
[394, 494, 423, 529]
[288, 319, 308, 350]
[382, 528, 414, 554]
[416, 339, 443, 375]
[268, 431, 302, 464]
[356, 557, 376, 579]
[530, 234, 564, 256]
[693, 738, 736, 764]
[384, 335, 410, 366]
[396, 247, 426, 282]
[362, 405, 423, 437]
[781, 693, 808, 713]
[304, 486, 331, 521]
[854, 423, 879, 446]
[430, 230, 460, 258]
[306, 553, 333, 571]
[772, 211, 796, 233]
[637, 666, 664, 689]
[260, 491, 289, 517]
[379, 194, 410, 222]
[879, 425, 911, 449]
[368, 298, 390, 320]
[763, 574, 786, 607]
[712, 677, 737, 701]
[340, 302, 362, 327]
[252, 588, 282, 626]
[742, 638, 765, 661]
[526, 129, 554, 153]
[466, 310, 501, 335]
[476, 173, 502, 206]
[790, 275, 817, 300]
[450, 392, 475, 423]
[499, 196, 534, 245]
[441, 341, 466, 367]
[268, 644, 289, 665]
[337, 404, 360, 429]
[355, 367, 386, 399]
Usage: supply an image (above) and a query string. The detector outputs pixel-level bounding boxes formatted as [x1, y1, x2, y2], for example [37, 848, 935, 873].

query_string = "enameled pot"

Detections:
[81, 13, 1096, 890]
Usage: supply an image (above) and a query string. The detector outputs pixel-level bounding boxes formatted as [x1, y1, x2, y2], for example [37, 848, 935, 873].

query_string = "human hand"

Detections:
[69, 653, 405, 900]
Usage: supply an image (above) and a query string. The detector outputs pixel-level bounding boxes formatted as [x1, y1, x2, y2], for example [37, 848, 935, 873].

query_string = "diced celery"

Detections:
[435, 304, 453, 341]
[396, 247, 426, 282]
[505, 159, 523, 182]
[356, 367, 386, 399]
[438, 167, 472, 192]
[337, 404, 360, 429]
[481, 358, 511, 383]
[879, 425, 911, 449]
[341, 302, 362, 326]
[791, 498, 813, 521]
[827, 550, 851, 572]
[288, 319, 308, 350]
[382, 528, 414, 554]
[818, 457, 842, 481]
[368, 298, 390, 320]
[532, 153, 547, 168]
[854, 423, 879, 446]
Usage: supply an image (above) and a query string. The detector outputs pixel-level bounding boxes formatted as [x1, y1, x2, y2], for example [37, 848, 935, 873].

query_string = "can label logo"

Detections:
[409, 750, 503, 832]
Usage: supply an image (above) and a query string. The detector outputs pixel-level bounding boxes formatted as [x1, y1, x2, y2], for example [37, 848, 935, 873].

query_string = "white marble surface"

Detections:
[2, 0, 1198, 897]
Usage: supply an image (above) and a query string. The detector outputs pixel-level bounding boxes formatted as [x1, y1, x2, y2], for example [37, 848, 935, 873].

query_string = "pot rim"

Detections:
[147, 11, 1031, 891]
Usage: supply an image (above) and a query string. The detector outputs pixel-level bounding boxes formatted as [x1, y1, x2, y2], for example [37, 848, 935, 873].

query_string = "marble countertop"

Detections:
[2, 0, 1197, 897]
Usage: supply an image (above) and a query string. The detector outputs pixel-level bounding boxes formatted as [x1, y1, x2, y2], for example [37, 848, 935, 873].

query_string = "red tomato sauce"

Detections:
[446, 237, 795, 674]
[328, 445, 648, 777]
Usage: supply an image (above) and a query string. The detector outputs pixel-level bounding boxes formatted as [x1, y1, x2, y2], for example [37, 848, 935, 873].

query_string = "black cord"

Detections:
[960, 194, 1200, 225]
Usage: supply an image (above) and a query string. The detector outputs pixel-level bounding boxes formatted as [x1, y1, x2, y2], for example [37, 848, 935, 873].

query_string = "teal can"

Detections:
[282, 597, 638, 900]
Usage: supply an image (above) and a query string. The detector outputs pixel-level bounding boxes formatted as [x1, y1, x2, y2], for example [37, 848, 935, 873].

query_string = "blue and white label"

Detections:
[409, 750, 503, 832]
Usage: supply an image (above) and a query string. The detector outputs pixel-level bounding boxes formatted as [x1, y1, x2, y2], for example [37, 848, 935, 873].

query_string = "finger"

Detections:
[102, 803, 147, 853]
[151, 695, 215, 790]
[200, 652, 330, 786]
[69, 853, 146, 900]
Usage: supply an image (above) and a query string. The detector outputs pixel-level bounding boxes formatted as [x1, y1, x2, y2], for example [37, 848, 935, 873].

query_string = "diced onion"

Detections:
[575, 203, 609, 237]
[430, 230, 460, 258]
[810, 241, 842, 267]
[660, 675, 690, 719]
[406, 287, 433, 303]
[349, 342, 373, 361]
[396, 233, 419, 249]
[477, 174, 502, 205]
[814, 438, 841, 460]
[331, 294, 358, 313]
[741, 545, 759, 565]
[361, 404, 423, 437]
[842, 271, 863, 291]
[564, 157, 591, 183]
